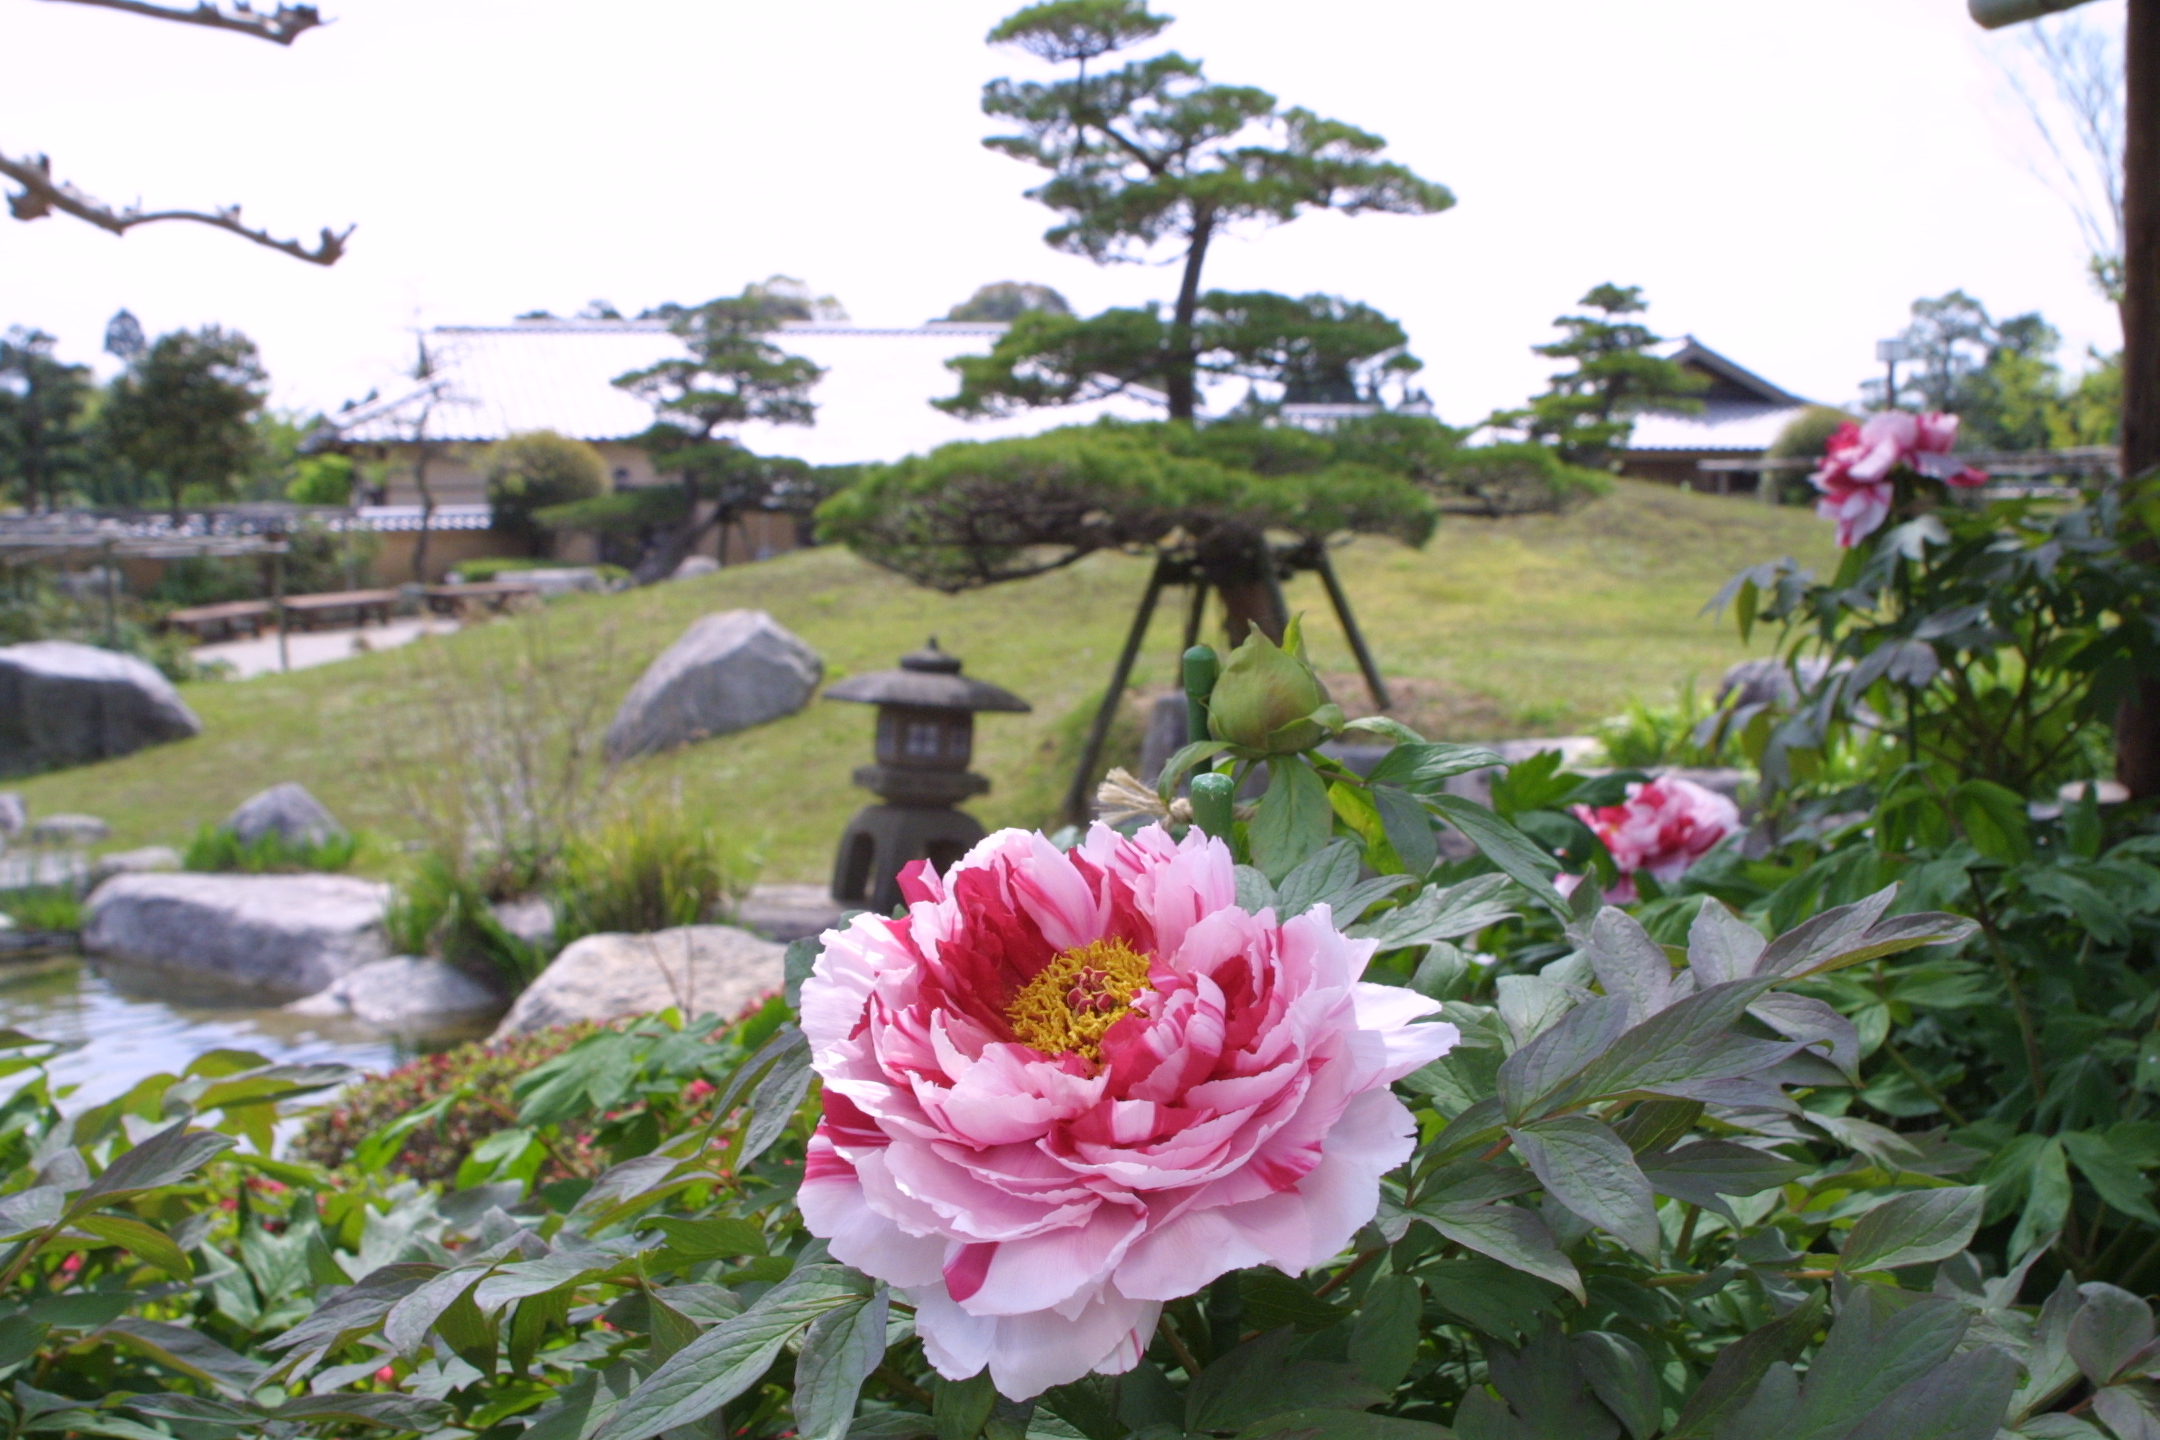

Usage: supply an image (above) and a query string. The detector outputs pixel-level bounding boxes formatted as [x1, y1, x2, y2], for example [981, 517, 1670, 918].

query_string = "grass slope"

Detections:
[16, 482, 1832, 882]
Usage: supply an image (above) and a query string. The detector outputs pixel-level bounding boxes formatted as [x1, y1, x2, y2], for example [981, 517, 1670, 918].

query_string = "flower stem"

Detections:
[1674, 1203, 1701, 1267]
[1965, 872, 2046, 1104]
[877, 1364, 933, 1408]
[1313, 1246, 1383, 1299]
[1157, 1312, 1204, 1378]
[1881, 1041, 1969, 1126]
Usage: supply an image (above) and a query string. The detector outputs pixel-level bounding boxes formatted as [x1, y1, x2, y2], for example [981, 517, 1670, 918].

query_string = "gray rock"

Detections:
[490, 895, 555, 948]
[0, 641, 202, 776]
[88, 845, 182, 888]
[0, 793, 23, 836]
[669, 555, 720, 581]
[735, 883, 844, 942]
[604, 610, 822, 761]
[286, 956, 505, 1033]
[492, 924, 783, 1038]
[29, 813, 109, 847]
[1138, 694, 1186, 784]
[228, 783, 345, 848]
[82, 872, 392, 999]
[519, 567, 606, 596]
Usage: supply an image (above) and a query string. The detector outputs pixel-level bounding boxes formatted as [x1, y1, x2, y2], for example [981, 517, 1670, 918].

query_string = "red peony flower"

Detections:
[1572, 777, 1741, 904]
[797, 823, 1457, 1399]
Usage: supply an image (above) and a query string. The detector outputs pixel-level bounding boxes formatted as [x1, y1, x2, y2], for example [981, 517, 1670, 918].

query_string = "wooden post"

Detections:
[1181, 576, 1210, 651]
[1065, 558, 1168, 825]
[1312, 545, 1391, 711]
[100, 541, 117, 646]
[2118, 0, 2160, 797]
[272, 544, 289, 673]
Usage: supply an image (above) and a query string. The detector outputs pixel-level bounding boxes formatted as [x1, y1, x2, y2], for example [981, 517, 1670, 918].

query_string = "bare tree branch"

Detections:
[37, 0, 323, 45]
[1, 149, 352, 265]
[1994, 12, 2125, 300]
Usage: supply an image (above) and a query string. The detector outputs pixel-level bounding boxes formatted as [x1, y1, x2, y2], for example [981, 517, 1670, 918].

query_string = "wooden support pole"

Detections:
[1182, 577, 1209, 652]
[101, 541, 117, 646]
[2118, 0, 2160, 797]
[1312, 545, 1391, 711]
[272, 545, 289, 673]
[1065, 559, 1168, 825]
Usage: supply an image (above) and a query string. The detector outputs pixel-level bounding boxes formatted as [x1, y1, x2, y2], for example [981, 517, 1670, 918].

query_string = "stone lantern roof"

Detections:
[822, 640, 1031, 714]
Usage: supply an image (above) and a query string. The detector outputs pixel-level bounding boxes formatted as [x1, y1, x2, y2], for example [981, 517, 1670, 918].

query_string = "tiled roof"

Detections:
[1628, 401, 1811, 454]
[327, 320, 1162, 464]
[1624, 336, 1813, 455]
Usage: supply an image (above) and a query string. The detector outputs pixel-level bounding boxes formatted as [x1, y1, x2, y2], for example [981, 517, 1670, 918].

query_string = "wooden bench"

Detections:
[164, 600, 272, 642]
[423, 580, 540, 617]
[278, 589, 400, 631]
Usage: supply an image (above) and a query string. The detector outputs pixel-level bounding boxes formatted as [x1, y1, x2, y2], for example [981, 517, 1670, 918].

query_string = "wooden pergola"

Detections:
[0, 520, 293, 668]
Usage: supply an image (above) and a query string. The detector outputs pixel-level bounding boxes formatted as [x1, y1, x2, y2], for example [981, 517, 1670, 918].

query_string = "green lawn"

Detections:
[15, 481, 1833, 883]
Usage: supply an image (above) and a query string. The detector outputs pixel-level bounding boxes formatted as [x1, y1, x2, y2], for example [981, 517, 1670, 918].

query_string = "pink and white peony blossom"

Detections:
[796, 822, 1458, 1400]
[1810, 412, 1988, 546]
[1571, 777, 1741, 904]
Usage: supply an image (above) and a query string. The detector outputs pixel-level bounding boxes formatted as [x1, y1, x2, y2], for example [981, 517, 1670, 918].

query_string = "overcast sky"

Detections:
[0, 0, 2128, 437]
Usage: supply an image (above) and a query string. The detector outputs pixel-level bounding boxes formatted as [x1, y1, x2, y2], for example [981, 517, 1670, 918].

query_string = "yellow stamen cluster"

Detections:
[1005, 938, 1153, 1062]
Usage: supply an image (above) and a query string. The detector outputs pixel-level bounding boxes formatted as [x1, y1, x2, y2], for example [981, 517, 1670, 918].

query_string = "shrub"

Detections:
[552, 801, 759, 946]
[1762, 403, 1851, 505]
[289, 1023, 599, 1182]
[285, 452, 355, 505]
[384, 847, 546, 988]
[183, 822, 357, 874]
[368, 608, 620, 897]
[0, 886, 80, 932]
[1592, 678, 1731, 768]
[149, 521, 380, 606]
[481, 429, 608, 550]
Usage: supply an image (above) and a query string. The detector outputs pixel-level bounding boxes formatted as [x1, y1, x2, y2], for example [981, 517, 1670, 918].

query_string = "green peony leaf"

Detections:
[1506, 1116, 1659, 1259]
[795, 1289, 891, 1440]
[1837, 1188, 1984, 1274]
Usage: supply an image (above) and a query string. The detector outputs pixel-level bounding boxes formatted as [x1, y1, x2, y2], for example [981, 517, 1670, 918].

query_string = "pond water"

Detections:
[0, 951, 409, 1105]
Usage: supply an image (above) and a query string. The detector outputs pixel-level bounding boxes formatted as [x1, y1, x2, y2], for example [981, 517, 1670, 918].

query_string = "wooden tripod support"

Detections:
[1061, 540, 1392, 824]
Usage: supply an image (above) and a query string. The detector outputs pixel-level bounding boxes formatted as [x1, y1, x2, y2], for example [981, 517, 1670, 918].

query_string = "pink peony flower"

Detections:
[1908, 412, 1990, 488]
[1810, 411, 1988, 544]
[797, 823, 1458, 1399]
[1811, 418, 1900, 546]
[1572, 778, 1740, 904]
[1812, 462, 1895, 548]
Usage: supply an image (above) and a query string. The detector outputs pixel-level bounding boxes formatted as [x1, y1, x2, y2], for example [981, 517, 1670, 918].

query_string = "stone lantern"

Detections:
[825, 639, 1030, 914]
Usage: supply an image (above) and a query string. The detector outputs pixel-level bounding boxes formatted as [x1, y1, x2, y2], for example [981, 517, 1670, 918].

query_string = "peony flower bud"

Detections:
[1207, 616, 1337, 754]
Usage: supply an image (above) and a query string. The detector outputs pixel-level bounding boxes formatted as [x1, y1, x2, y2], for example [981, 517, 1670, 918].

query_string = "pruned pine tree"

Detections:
[608, 279, 829, 584]
[1516, 283, 1704, 472]
[973, 0, 1452, 423]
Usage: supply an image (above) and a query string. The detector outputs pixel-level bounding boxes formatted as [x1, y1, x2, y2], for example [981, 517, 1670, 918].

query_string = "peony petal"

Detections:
[1010, 831, 1106, 951]
[914, 1280, 1159, 1399]
[953, 1204, 1145, 1316]
[801, 1145, 949, 1289]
